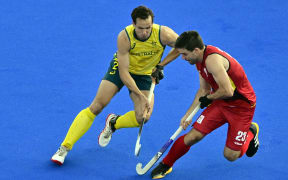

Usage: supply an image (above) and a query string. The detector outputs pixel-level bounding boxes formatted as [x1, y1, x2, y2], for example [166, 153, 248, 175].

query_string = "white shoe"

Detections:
[98, 113, 118, 147]
[51, 146, 69, 165]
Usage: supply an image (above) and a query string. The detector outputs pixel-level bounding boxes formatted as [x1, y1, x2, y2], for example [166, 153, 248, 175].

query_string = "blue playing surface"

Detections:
[1, 0, 288, 179]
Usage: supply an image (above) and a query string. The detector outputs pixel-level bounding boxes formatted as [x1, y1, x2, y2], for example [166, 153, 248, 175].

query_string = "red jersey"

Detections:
[196, 45, 256, 105]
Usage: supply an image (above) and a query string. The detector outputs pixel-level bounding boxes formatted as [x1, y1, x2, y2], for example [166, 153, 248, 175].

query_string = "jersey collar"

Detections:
[133, 29, 152, 42]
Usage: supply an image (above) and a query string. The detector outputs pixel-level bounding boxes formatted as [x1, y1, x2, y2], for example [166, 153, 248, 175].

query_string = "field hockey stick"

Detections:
[135, 79, 156, 156]
[136, 104, 200, 175]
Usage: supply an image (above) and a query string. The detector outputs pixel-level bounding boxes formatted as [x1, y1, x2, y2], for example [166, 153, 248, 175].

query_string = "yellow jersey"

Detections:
[124, 24, 165, 75]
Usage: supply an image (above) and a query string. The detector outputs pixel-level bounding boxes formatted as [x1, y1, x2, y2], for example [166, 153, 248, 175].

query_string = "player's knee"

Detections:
[89, 102, 105, 115]
[223, 152, 239, 162]
[135, 113, 142, 124]
[144, 112, 152, 123]
[143, 119, 149, 124]
[135, 112, 149, 124]
[184, 132, 204, 146]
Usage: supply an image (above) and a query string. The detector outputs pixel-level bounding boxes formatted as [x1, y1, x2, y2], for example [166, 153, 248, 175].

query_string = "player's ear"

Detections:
[132, 20, 136, 27]
[194, 48, 201, 54]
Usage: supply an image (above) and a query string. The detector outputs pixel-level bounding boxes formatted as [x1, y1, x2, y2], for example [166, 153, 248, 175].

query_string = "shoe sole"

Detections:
[51, 159, 63, 166]
[98, 113, 113, 147]
[152, 167, 173, 179]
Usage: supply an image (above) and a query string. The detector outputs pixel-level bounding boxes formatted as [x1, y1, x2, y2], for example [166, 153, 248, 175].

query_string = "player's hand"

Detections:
[151, 65, 164, 84]
[199, 95, 213, 109]
[180, 114, 192, 130]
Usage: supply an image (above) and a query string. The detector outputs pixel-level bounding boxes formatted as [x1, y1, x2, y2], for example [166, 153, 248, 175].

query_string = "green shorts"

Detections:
[103, 54, 152, 91]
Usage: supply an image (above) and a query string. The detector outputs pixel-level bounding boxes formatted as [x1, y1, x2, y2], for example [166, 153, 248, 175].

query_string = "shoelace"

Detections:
[103, 116, 115, 138]
[104, 129, 112, 138]
[57, 147, 67, 156]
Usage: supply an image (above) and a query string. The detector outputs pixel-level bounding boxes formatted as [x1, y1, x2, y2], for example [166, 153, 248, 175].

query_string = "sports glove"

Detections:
[151, 65, 164, 84]
[199, 95, 213, 109]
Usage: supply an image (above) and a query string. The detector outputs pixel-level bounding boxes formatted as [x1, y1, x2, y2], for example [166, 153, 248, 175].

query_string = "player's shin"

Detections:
[61, 108, 96, 149]
[162, 135, 191, 167]
[114, 111, 139, 129]
[239, 130, 254, 157]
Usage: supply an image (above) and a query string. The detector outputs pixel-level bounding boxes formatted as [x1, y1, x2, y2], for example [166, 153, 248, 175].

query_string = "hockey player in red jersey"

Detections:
[151, 31, 259, 179]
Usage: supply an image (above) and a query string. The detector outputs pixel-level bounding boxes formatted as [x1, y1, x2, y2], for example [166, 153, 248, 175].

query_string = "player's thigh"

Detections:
[192, 101, 226, 135]
[129, 91, 154, 121]
[129, 74, 152, 120]
[90, 80, 119, 109]
[224, 104, 255, 151]
[91, 55, 124, 110]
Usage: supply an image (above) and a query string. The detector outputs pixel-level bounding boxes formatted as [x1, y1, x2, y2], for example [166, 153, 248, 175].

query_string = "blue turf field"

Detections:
[1, 0, 288, 179]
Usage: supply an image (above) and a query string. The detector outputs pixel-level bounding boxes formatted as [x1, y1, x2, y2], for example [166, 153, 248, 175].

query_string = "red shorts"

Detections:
[193, 99, 256, 151]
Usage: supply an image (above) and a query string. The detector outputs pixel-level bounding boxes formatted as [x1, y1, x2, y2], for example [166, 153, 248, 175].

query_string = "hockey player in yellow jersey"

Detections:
[51, 5, 179, 165]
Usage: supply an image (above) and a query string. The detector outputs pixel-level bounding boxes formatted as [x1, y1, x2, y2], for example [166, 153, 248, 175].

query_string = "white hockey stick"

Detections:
[136, 104, 200, 175]
[135, 80, 156, 156]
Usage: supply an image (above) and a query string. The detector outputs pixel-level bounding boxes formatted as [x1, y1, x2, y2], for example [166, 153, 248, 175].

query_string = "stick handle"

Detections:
[147, 81, 155, 102]
[157, 104, 201, 153]
[135, 79, 156, 156]
[142, 80, 156, 118]
[171, 104, 200, 139]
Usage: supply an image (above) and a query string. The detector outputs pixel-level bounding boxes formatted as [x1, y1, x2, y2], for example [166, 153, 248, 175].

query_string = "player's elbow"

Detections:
[222, 86, 234, 98]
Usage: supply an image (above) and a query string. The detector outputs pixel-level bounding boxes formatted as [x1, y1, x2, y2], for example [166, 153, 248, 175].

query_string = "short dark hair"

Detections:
[131, 6, 154, 24]
[175, 31, 204, 51]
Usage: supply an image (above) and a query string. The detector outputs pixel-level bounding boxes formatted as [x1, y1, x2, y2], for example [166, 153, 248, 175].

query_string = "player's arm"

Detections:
[151, 26, 180, 84]
[205, 54, 234, 100]
[117, 30, 147, 102]
[181, 73, 211, 130]
[158, 26, 180, 66]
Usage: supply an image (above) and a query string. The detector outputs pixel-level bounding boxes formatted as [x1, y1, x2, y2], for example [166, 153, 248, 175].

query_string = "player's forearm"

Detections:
[185, 89, 208, 116]
[119, 70, 143, 96]
[207, 88, 233, 100]
[158, 48, 179, 67]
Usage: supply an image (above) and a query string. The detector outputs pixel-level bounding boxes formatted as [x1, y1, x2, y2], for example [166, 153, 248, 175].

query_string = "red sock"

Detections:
[162, 135, 191, 167]
[239, 130, 254, 157]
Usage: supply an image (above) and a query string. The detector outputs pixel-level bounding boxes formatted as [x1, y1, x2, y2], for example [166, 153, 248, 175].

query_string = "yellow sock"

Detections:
[61, 108, 96, 150]
[114, 111, 139, 129]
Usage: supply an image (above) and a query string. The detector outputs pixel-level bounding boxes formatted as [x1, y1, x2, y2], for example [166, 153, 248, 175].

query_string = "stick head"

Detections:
[135, 144, 141, 156]
[136, 163, 144, 175]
